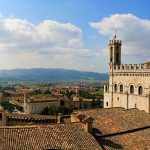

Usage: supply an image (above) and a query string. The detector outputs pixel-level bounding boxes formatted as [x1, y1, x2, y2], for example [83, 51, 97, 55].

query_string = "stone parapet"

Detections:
[109, 63, 150, 73]
[109, 39, 122, 45]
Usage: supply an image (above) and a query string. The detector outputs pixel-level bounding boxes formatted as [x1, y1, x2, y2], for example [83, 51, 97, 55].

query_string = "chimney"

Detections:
[82, 116, 94, 134]
[71, 113, 94, 134]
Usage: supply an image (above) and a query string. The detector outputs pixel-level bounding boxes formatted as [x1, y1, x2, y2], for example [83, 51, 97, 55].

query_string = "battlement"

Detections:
[109, 63, 150, 73]
[109, 39, 122, 45]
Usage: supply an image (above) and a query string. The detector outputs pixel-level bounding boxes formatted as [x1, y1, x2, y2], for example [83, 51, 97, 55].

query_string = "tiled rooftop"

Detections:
[77, 108, 150, 149]
[0, 123, 101, 150]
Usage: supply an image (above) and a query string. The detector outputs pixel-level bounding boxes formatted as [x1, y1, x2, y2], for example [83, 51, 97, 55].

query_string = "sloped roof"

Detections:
[77, 108, 150, 149]
[144, 61, 150, 64]
[0, 123, 101, 150]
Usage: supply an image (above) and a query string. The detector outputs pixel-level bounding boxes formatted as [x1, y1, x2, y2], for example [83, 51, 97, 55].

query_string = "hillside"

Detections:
[0, 68, 108, 82]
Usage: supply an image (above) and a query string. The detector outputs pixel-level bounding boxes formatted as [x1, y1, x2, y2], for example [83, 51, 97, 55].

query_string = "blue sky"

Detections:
[0, 0, 150, 72]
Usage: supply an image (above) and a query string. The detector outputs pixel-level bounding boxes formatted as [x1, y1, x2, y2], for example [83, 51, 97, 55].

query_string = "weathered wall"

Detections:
[24, 101, 60, 114]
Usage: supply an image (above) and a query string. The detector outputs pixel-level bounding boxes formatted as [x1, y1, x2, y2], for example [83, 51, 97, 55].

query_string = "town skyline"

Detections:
[0, 0, 150, 72]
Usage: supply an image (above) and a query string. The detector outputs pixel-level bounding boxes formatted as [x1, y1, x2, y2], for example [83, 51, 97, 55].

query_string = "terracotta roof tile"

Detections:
[0, 123, 101, 150]
[77, 108, 150, 149]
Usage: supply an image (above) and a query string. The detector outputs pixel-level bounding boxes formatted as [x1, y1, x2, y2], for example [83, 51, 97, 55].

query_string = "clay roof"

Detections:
[0, 123, 101, 150]
[144, 61, 150, 64]
[77, 108, 150, 149]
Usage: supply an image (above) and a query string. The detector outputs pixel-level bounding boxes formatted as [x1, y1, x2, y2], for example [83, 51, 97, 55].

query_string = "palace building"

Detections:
[104, 35, 150, 113]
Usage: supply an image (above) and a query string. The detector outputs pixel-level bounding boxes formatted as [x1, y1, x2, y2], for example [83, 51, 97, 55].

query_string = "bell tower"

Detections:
[109, 34, 122, 66]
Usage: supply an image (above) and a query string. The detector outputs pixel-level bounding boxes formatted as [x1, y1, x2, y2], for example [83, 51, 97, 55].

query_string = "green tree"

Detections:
[1, 101, 15, 112]
[44, 90, 52, 94]
[41, 107, 49, 115]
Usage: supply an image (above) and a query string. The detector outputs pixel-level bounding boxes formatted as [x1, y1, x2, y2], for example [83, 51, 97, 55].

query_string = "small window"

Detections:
[138, 86, 143, 95]
[114, 84, 117, 92]
[105, 86, 108, 92]
[116, 53, 119, 63]
[130, 85, 134, 94]
[106, 102, 108, 106]
[120, 84, 123, 93]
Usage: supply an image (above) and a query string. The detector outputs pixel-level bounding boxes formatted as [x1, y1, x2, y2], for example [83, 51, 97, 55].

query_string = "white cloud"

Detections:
[0, 18, 95, 57]
[0, 17, 103, 72]
[90, 14, 150, 62]
[0, 13, 3, 18]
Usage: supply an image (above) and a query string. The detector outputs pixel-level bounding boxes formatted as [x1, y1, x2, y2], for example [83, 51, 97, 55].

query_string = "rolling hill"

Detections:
[0, 68, 108, 82]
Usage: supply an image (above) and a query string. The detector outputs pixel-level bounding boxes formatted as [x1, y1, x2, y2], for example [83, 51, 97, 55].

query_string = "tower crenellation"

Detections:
[109, 39, 122, 45]
[109, 63, 150, 73]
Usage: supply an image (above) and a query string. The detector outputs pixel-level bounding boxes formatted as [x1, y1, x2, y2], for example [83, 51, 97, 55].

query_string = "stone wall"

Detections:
[24, 101, 60, 114]
[104, 92, 150, 113]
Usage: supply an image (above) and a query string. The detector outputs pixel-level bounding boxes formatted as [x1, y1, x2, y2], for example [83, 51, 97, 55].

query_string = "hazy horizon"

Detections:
[0, 0, 150, 72]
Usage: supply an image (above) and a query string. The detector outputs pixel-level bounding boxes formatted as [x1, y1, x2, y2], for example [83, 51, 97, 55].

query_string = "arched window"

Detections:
[138, 86, 143, 95]
[120, 84, 123, 93]
[130, 85, 134, 94]
[114, 84, 117, 92]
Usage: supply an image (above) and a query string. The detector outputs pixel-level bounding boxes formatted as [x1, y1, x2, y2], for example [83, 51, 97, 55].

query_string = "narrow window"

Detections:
[116, 46, 119, 63]
[114, 84, 117, 92]
[110, 47, 113, 62]
[106, 102, 108, 106]
[138, 86, 143, 95]
[120, 84, 123, 93]
[116, 53, 119, 63]
[130, 85, 134, 94]
[105, 86, 108, 92]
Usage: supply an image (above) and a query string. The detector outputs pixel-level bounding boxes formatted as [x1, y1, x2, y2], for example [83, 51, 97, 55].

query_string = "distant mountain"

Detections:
[0, 68, 108, 82]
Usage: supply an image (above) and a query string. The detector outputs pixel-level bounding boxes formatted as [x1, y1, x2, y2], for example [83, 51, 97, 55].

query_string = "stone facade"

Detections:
[24, 95, 61, 114]
[104, 35, 150, 113]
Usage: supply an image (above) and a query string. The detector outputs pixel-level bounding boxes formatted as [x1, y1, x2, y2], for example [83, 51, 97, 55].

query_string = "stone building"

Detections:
[104, 35, 150, 113]
[24, 94, 64, 114]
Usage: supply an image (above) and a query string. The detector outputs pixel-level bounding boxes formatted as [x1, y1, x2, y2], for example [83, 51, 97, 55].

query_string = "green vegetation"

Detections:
[79, 89, 95, 99]
[15, 105, 23, 112]
[29, 89, 52, 99]
[40, 105, 73, 115]
[91, 99, 102, 108]
[79, 89, 104, 99]
[1, 101, 15, 112]
[1, 101, 23, 112]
